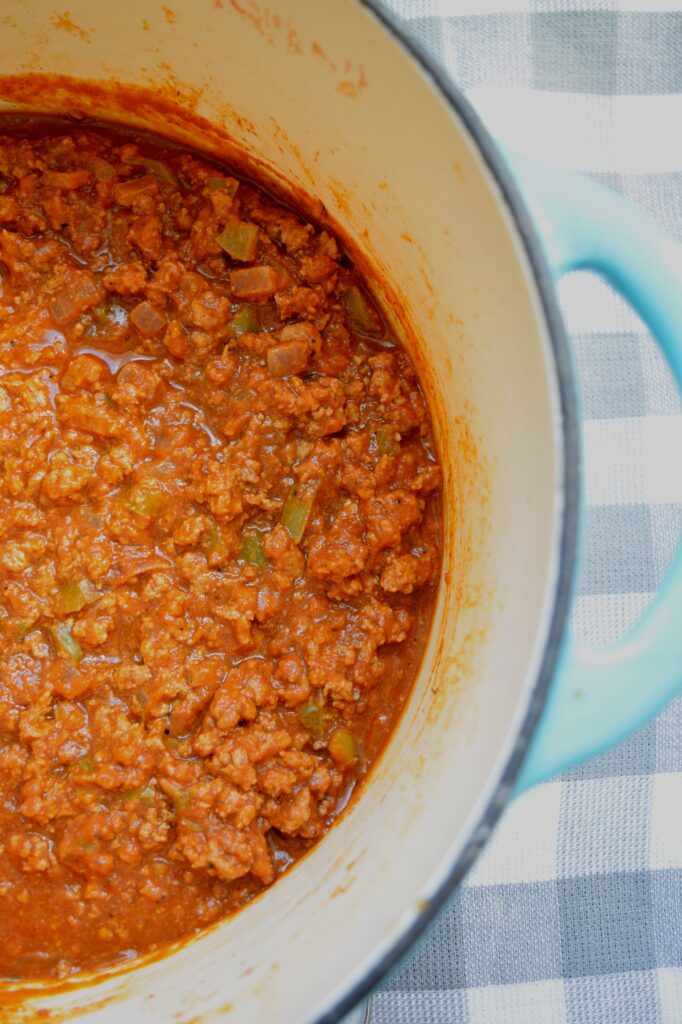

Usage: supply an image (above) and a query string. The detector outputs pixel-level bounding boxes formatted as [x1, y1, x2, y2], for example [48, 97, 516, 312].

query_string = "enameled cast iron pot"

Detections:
[1, 2, 681, 1021]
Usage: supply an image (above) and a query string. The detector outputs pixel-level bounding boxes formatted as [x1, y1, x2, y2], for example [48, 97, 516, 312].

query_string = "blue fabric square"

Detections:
[557, 873, 655, 978]
[579, 507, 657, 596]
[459, 883, 562, 987]
[650, 869, 682, 968]
[572, 332, 647, 421]
[381, 893, 468, 991]
[531, 12, 618, 93]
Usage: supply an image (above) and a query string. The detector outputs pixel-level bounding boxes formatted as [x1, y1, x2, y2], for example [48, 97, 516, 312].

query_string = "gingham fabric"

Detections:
[344, 2, 682, 1022]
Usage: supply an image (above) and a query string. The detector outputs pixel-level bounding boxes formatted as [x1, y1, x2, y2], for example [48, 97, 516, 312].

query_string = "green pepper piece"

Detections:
[299, 702, 327, 741]
[14, 620, 31, 640]
[172, 790, 190, 812]
[57, 579, 99, 615]
[342, 285, 383, 338]
[228, 305, 260, 336]
[93, 299, 111, 325]
[239, 529, 268, 567]
[207, 176, 239, 196]
[50, 622, 83, 664]
[143, 158, 179, 188]
[281, 482, 318, 543]
[375, 426, 400, 456]
[217, 221, 260, 262]
[127, 483, 165, 518]
[159, 778, 190, 813]
[122, 783, 156, 805]
[328, 726, 358, 767]
[77, 755, 95, 774]
[86, 154, 116, 181]
[202, 518, 231, 564]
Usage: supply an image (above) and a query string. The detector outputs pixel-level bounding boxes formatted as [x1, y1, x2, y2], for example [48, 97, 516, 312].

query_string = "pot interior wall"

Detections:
[0, 3, 563, 1022]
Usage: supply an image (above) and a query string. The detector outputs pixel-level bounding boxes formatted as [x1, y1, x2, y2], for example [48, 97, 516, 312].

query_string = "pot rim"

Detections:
[318, 3, 581, 1022]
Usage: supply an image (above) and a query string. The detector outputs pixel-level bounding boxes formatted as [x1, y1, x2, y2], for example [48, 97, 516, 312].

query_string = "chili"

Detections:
[0, 119, 441, 980]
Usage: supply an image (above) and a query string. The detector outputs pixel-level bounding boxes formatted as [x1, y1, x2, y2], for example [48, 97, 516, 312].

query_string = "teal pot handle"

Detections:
[503, 148, 682, 791]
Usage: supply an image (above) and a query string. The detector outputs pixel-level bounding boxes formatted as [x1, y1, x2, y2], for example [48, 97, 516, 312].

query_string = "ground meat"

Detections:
[7, 833, 57, 874]
[103, 260, 147, 296]
[0, 119, 442, 983]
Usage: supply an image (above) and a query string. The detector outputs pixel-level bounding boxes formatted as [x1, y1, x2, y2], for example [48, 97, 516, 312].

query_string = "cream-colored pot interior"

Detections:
[0, 2, 564, 1021]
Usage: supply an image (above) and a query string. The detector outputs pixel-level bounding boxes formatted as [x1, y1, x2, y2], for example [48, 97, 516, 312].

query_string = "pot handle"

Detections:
[501, 148, 682, 791]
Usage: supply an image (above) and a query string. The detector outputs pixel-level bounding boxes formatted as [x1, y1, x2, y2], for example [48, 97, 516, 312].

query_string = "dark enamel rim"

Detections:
[317, 3, 581, 1022]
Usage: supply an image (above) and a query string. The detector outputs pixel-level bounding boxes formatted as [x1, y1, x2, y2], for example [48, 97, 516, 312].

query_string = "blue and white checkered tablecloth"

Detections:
[346, 2, 682, 1022]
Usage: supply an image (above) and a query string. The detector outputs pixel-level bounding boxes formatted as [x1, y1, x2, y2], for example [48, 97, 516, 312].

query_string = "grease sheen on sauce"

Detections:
[0, 119, 441, 979]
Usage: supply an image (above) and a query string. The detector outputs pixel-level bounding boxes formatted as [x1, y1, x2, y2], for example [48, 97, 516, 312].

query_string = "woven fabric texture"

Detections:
[345, 2, 682, 1022]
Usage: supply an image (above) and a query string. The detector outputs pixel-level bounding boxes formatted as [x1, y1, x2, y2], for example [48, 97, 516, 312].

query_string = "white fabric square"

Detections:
[558, 272, 642, 337]
[465, 782, 561, 886]
[467, 979, 567, 1024]
[649, 774, 682, 870]
[582, 418, 646, 507]
[642, 417, 682, 505]
[618, 0, 682, 10]
[658, 968, 682, 1024]
[468, 89, 682, 173]
[583, 417, 682, 507]
[558, 775, 652, 876]
[571, 593, 655, 646]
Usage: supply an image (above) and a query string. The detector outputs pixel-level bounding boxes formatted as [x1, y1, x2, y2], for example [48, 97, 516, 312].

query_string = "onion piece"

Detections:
[230, 265, 279, 301]
[130, 300, 166, 337]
